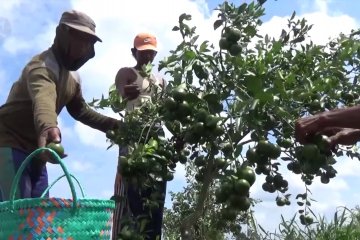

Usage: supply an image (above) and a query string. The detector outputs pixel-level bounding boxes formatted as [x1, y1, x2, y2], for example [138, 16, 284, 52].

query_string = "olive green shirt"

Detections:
[0, 48, 118, 152]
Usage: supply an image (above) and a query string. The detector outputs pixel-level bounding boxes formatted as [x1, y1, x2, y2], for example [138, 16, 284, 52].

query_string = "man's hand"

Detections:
[38, 127, 61, 148]
[323, 128, 360, 147]
[38, 127, 67, 163]
[295, 114, 324, 144]
[123, 84, 140, 100]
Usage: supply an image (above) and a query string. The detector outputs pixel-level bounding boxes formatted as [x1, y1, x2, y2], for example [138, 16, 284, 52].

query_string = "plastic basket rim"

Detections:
[0, 197, 115, 213]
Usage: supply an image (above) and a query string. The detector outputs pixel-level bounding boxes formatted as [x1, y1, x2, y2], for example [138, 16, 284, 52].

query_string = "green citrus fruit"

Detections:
[106, 130, 116, 140]
[172, 88, 186, 102]
[46, 142, 64, 156]
[164, 97, 178, 111]
[194, 156, 206, 167]
[215, 188, 227, 203]
[229, 44, 242, 56]
[195, 108, 208, 122]
[221, 207, 237, 221]
[257, 140, 280, 159]
[229, 195, 251, 211]
[246, 147, 260, 163]
[226, 28, 241, 42]
[164, 171, 174, 181]
[221, 143, 233, 157]
[215, 157, 227, 169]
[302, 144, 320, 160]
[178, 101, 192, 116]
[233, 179, 250, 195]
[237, 166, 256, 186]
[219, 37, 230, 50]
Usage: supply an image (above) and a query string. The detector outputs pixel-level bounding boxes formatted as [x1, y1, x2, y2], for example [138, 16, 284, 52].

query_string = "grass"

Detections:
[248, 206, 360, 240]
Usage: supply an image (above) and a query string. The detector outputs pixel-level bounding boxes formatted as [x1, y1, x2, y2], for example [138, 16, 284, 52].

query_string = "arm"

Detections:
[320, 105, 360, 129]
[27, 68, 64, 161]
[115, 67, 139, 100]
[296, 105, 360, 144]
[318, 127, 360, 146]
[66, 84, 119, 132]
[27, 68, 58, 135]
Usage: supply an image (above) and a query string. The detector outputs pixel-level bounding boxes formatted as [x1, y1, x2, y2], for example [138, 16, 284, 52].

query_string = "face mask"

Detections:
[54, 25, 95, 71]
[63, 48, 95, 71]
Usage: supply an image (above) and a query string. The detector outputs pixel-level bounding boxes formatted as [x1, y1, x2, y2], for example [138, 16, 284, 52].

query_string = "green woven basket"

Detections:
[0, 147, 115, 240]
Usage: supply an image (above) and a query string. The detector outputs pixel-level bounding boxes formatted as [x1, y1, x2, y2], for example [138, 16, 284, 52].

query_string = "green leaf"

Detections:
[274, 72, 286, 95]
[238, 3, 247, 13]
[184, 92, 201, 103]
[290, 11, 296, 20]
[203, 93, 220, 105]
[179, 13, 191, 23]
[244, 25, 257, 37]
[172, 26, 180, 31]
[140, 218, 148, 233]
[190, 35, 199, 45]
[184, 50, 196, 61]
[234, 144, 243, 157]
[250, 99, 259, 110]
[213, 19, 223, 30]
[245, 75, 263, 94]
[199, 41, 209, 52]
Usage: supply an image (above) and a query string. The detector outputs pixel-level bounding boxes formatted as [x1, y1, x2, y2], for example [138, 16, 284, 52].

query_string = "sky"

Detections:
[1, 0, 360, 234]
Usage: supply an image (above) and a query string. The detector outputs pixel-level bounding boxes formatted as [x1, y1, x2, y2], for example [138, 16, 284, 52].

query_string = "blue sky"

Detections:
[1, 0, 360, 233]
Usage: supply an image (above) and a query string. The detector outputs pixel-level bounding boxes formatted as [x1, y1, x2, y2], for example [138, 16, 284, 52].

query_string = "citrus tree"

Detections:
[90, 0, 360, 239]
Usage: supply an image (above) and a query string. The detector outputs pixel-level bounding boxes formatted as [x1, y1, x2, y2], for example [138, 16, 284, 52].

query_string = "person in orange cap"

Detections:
[112, 32, 167, 240]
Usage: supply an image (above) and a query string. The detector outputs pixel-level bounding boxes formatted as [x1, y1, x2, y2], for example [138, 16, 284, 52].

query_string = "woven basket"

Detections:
[0, 148, 115, 240]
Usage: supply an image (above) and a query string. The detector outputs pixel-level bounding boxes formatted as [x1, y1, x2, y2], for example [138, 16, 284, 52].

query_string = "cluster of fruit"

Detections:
[246, 140, 281, 171]
[262, 174, 289, 195]
[215, 166, 256, 220]
[292, 134, 337, 184]
[219, 27, 242, 56]
[118, 139, 175, 184]
[162, 87, 224, 146]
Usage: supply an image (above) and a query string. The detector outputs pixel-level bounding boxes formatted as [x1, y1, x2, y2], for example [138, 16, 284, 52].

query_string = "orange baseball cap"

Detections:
[133, 33, 157, 51]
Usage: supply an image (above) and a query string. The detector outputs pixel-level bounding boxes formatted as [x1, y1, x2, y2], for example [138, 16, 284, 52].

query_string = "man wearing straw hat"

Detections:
[0, 10, 121, 202]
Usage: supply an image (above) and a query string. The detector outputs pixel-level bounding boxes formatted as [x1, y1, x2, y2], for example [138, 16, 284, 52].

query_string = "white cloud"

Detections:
[2, 22, 56, 55]
[334, 156, 360, 177]
[69, 0, 219, 99]
[313, 0, 329, 13]
[0, 0, 23, 16]
[259, 4, 358, 46]
[3, 37, 33, 55]
[73, 121, 109, 148]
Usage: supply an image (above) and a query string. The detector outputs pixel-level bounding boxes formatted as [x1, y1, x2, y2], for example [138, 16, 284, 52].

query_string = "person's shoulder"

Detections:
[26, 49, 61, 80]
[116, 67, 136, 79]
[117, 67, 133, 75]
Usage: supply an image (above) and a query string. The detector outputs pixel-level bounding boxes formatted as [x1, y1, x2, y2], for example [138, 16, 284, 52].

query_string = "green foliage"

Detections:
[255, 206, 360, 240]
[90, 0, 360, 238]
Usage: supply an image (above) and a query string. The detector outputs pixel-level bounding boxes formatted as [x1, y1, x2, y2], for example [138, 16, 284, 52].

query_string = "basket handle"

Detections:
[9, 147, 78, 211]
[40, 173, 86, 198]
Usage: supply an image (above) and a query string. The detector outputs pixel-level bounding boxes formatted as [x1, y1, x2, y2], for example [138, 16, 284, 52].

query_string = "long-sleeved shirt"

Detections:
[0, 48, 118, 152]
